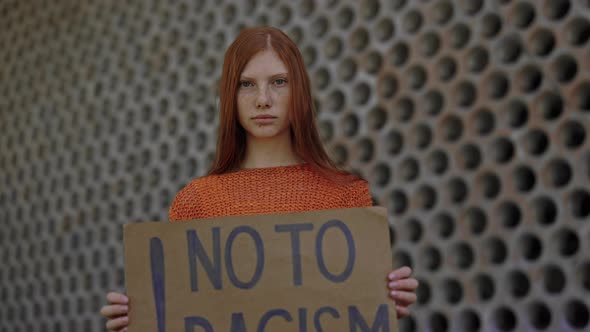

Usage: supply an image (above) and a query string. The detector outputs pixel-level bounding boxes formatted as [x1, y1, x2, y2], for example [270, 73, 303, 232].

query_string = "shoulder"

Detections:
[168, 174, 222, 221]
[344, 174, 373, 208]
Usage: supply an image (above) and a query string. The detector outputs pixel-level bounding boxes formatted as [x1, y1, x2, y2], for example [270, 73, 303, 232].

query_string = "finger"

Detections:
[106, 292, 129, 305]
[388, 278, 419, 291]
[116, 328, 128, 332]
[100, 305, 128, 318]
[388, 266, 412, 280]
[395, 305, 410, 318]
[389, 290, 417, 305]
[106, 316, 129, 331]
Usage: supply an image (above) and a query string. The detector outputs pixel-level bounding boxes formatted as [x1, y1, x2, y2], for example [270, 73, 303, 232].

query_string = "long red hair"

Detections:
[208, 26, 352, 181]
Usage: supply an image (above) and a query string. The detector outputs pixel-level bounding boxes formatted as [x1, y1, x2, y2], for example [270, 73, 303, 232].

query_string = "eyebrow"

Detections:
[239, 73, 288, 80]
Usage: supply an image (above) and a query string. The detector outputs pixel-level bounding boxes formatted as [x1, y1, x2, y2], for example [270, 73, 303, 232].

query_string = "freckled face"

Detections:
[237, 49, 291, 140]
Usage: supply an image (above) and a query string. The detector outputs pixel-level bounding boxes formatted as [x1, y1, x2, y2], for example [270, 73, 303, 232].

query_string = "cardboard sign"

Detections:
[124, 207, 398, 332]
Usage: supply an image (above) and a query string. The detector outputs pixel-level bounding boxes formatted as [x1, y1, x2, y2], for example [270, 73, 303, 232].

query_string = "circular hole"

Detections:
[427, 149, 449, 175]
[569, 189, 590, 218]
[543, 0, 571, 20]
[441, 278, 463, 304]
[491, 137, 515, 164]
[428, 310, 448, 330]
[350, 27, 369, 52]
[416, 185, 437, 210]
[543, 264, 566, 293]
[390, 189, 408, 215]
[336, 6, 355, 29]
[474, 273, 495, 301]
[529, 27, 556, 56]
[483, 236, 508, 264]
[407, 65, 427, 90]
[375, 18, 395, 41]
[314, 67, 331, 90]
[451, 241, 474, 269]
[364, 51, 383, 74]
[342, 113, 359, 137]
[464, 206, 487, 235]
[484, 71, 510, 100]
[507, 269, 530, 298]
[326, 89, 345, 111]
[565, 299, 589, 329]
[513, 165, 536, 192]
[477, 172, 501, 199]
[552, 228, 579, 257]
[389, 42, 410, 67]
[565, 17, 590, 46]
[357, 137, 374, 162]
[450, 23, 471, 49]
[457, 143, 482, 171]
[497, 35, 522, 64]
[558, 120, 586, 149]
[460, 0, 483, 15]
[472, 108, 495, 136]
[421, 245, 442, 271]
[424, 90, 445, 116]
[512, 2, 536, 29]
[433, 1, 454, 25]
[332, 144, 347, 166]
[496, 201, 522, 228]
[353, 82, 371, 105]
[439, 115, 464, 142]
[419, 31, 441, 57]
[311, 16, 329, 38]
[504, 99, 529, 128]
[552, 54, 578, 83]
[403, 10, 423, 34]
[437, 56, 457, 81]
[371, 163, 390, 187]
[518, 232, 542, 261]
[459, 309, 481, 332]
[338, 57, 357, 82]
[386, 130, 404, 155]
[411, 123, 433, 150]
[481, 13, 502, 38]
[405, 218, 423, 243]
[319, 121, 334, 142]
[537, 90, 564, 120]
[361, 0, 380, 20]
[578, 261, 590, 291]
[416, 278, 431, 304]
[325, 36, 343, 59]
[543, 158, 572, 188]
[523, 129, 549, 155]
[574, 81, 590, 111]
[392, 97, 414, 122]
[368, 106, 387, 130]
[528, 301, 551, 330]
[400, 157, 420, 182]
[454, 80, 477, 107]
[531, 196, 557, 226]
[517, 65, 543, 93]
[448, 177, 468, 204]
[433, 212, 455, 239]
[379, 73, 398, 99]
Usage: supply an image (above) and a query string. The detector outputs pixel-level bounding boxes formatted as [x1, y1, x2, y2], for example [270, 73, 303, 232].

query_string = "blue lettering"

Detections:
[257, 309, 293, 332]
[316, 220, 356, 283]
[348, 304, 390, 332]
[150, 237, 166, 332]
[275, 223, 314, 286]
[225, 226, 265, 289]
[184, 316, 214, 332]
[314, 306, 339, 332]
[187, 228, 222, 291]
[230, 312, 247, 332]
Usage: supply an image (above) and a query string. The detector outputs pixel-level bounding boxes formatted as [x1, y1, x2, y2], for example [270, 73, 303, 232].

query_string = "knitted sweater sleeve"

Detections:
[349, 178, 374, 207]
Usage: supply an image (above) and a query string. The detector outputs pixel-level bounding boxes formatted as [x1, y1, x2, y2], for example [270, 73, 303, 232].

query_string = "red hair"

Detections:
[208, 26, 353, 182]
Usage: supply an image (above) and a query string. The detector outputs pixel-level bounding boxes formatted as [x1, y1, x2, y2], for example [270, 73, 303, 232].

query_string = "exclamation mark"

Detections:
[150, 237, 166, 332]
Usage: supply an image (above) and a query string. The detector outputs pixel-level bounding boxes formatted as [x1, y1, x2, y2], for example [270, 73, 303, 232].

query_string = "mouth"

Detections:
[252, 115, 277, 120]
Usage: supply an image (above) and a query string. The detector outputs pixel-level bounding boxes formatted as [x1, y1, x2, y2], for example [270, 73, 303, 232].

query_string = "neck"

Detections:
[241, 133, 301, 169]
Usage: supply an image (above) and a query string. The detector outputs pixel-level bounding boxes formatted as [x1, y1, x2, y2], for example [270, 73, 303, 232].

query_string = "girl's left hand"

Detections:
[387, 266, 419, 318]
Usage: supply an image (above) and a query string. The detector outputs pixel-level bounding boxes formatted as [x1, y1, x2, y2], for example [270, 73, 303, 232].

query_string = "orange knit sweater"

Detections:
[168, 163, 373, 221]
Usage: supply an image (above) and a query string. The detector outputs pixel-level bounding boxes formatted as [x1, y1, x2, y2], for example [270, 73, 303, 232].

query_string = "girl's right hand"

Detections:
[100, 292, 129, 331]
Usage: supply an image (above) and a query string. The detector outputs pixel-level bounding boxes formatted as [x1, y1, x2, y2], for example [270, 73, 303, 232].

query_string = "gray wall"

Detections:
[1, 0, 589, 331]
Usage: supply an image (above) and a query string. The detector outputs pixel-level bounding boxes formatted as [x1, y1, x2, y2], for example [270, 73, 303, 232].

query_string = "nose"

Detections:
[256, 85, 272, 109]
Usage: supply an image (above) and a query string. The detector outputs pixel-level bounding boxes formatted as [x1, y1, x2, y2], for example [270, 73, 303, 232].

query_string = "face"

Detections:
[237, 49, 291, 141]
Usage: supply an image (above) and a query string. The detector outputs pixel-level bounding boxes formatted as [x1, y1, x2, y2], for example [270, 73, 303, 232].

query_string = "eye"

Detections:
[239, 81, 253, 88]
[274, 78, 287, 86]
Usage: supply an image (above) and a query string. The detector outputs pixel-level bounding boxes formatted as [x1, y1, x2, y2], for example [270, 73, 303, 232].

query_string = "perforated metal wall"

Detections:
[1, 0, 589, 331]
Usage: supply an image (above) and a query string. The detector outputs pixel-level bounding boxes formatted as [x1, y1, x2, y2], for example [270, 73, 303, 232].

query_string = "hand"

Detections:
[387, 266, 418, 318]
[100, 292, 130, 331]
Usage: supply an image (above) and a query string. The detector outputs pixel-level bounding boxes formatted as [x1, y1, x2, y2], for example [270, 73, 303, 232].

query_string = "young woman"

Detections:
[101, 26, 418, 331]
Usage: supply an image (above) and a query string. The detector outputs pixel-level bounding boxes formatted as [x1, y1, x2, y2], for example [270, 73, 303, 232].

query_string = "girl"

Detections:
[101, 26, 418, 331]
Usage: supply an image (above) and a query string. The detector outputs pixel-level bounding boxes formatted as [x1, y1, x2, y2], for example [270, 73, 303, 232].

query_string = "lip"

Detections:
[252, 115, 277, 119]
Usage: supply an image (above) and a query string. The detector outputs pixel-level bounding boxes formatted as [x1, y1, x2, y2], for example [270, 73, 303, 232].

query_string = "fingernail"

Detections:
[123, 296, 129, 304]
[388, 273, 395, 280]
[388, 281, 397, 288]
[123, 316, 129, 322]
[390, 290, 398, 296]
[123, 305, 128, 311]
